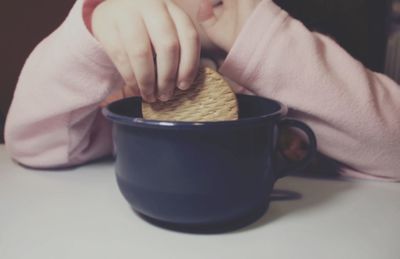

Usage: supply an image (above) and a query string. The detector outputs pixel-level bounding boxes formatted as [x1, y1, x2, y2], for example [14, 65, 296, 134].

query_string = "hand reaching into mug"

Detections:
[197, 0, 262, 53]
[92, 0, 201, 102]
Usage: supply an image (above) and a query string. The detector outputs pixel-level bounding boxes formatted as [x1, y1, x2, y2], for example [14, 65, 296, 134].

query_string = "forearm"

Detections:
[220, 0, 400, 181]
[5, 0, 123, 168]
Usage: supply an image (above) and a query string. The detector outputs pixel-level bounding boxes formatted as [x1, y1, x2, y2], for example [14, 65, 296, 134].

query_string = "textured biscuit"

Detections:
[142, 67, 238, 122]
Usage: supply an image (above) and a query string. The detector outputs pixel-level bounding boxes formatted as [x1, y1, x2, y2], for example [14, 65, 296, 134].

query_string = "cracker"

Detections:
[142, 67, 238, 122]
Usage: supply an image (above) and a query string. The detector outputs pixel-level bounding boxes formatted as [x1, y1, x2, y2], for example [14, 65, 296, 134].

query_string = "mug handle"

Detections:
[275, 118, 317, 179]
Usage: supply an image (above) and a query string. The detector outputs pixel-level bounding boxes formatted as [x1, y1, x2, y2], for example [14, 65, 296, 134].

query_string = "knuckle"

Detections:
[130, 46, 152, 60]
[160, 38, 179, 54]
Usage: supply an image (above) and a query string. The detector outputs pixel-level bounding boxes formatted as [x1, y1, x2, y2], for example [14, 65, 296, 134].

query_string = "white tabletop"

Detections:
[0, 145, 399, 259]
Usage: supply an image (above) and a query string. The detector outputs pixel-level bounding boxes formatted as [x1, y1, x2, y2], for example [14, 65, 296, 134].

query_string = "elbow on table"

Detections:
[4, 123, 70, 169]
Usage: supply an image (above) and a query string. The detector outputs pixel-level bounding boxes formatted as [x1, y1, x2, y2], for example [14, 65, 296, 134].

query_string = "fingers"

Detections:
[98, 26, 139, 93]
[143, 4, 180, 101]
[167, 2, 200, 91]
[117, 15, 156, 102]
[93, 4, 144, 100]
[93, 0, 204, 103]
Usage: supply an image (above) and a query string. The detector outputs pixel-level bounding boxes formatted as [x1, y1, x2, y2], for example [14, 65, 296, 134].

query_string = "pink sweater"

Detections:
[5, 0, 400, 181]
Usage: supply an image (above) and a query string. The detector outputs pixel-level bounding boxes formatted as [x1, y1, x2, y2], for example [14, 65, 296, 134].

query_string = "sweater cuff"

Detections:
[219, 0, 288, 85]
[62, 0, 113, 68]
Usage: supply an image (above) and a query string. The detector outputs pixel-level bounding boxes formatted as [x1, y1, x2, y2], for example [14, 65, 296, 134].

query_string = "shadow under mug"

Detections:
[103, 94, 317, 233]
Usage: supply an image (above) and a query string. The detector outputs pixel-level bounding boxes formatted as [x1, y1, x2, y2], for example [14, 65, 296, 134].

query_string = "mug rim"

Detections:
[102, 94, 287, 129]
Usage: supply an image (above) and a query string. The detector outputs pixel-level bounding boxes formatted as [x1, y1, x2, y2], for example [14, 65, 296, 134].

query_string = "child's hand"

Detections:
[197, 0, 261, 53]
[92, 0, 201, 102]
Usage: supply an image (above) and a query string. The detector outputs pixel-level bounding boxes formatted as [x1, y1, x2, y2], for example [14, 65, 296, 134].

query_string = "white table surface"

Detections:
[0, 145, 399, 259]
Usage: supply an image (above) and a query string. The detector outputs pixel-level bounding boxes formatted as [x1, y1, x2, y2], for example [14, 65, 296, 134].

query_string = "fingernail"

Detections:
[158, 93, 172, 102]
[178, 82, 190, 90]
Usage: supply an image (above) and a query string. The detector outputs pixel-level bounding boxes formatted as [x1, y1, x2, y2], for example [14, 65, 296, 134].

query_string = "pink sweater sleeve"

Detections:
[5, 0, 123, 168]
[220, 0, 400, 181]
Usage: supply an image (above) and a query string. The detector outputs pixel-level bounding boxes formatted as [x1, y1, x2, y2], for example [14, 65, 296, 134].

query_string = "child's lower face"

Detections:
[173, 0, 223, 53]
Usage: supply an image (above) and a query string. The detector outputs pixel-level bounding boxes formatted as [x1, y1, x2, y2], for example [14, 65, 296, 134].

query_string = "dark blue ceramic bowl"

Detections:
[103, 94, 316, 233]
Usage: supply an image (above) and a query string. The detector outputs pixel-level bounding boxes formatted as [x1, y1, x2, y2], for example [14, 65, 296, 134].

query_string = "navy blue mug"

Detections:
[103, 94, 317, 233]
